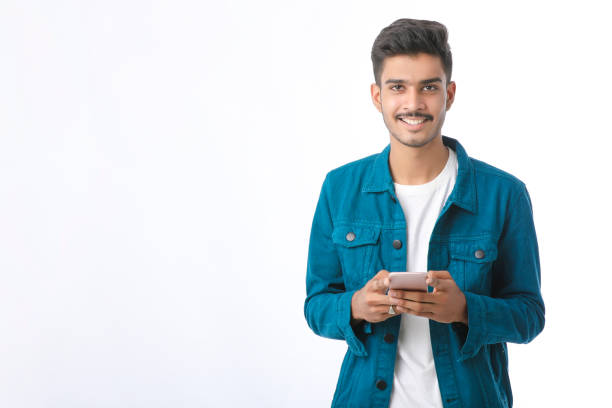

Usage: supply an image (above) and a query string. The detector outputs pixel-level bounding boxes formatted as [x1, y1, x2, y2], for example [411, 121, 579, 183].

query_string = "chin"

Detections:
[393, 133, 437, 148]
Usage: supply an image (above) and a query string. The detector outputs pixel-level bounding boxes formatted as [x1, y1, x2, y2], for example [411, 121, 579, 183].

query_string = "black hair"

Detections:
[371, 18, 452, 86]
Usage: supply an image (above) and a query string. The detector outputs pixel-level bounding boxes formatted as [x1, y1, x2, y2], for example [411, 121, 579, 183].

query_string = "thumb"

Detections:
[428, 270, 452, 280]
[370, 270, 390, 292]
[374, 269, 390, 279]
[426, 270, 454, 291]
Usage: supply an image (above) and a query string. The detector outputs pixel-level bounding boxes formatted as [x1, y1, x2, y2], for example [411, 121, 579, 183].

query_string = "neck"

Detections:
[388, 135, 449, 185]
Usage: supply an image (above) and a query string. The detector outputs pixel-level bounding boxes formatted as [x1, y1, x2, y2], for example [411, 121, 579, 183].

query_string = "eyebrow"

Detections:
[384, 77, 443, 85]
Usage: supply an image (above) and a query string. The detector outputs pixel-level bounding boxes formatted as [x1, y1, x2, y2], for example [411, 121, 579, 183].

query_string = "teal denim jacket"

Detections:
[304, 137, 544, 408]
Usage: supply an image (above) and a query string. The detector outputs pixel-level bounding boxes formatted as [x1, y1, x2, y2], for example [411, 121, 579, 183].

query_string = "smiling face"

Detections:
[371, 53, 456, 148]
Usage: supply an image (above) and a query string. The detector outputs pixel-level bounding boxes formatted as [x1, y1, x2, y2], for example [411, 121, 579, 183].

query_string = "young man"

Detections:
[304, 19, 544, 408]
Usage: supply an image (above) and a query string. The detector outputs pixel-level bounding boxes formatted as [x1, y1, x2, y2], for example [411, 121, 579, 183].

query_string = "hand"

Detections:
[387, 270, 468, 325]
[351, 270, 396, 323]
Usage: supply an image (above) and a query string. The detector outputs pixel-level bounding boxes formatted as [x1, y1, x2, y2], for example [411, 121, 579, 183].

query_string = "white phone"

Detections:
[388, 272, 428, 292]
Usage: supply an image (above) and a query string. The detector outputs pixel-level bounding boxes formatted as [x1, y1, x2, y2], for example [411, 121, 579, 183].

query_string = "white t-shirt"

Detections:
[388, 147, 458, 408]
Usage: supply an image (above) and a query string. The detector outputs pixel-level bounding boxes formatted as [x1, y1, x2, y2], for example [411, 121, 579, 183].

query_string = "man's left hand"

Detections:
[388, 270, 468, 325]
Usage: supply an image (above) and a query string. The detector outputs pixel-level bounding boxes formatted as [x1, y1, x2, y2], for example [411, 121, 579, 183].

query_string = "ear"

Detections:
[445, 81, 456, 111]
[370, 83, 382, 113]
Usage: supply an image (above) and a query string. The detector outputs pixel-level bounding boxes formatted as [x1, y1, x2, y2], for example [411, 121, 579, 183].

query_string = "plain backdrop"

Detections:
[1, 1, 611, 407]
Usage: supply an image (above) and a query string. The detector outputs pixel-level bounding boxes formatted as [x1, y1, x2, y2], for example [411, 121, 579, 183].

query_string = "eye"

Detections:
[391, 84, 404, 91]
[423, 85, 438, 91]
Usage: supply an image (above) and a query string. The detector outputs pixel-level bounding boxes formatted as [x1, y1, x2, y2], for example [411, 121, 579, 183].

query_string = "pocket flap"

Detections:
[449, 239, 498, 263]
[332, 225, 381, 247]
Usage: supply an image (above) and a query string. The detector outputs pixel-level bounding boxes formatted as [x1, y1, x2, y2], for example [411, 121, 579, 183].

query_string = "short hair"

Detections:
[371, 18, 452, 86]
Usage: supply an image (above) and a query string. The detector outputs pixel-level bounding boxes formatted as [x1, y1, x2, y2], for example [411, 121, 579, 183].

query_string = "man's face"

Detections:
[371, 53, 456, 148]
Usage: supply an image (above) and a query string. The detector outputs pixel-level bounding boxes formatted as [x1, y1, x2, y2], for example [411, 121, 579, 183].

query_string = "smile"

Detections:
[399, 117, 427, 125]
[398, 116, 430, 131]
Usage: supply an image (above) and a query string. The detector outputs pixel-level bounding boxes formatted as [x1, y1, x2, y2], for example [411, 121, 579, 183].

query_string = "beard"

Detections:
[382, 114, 444, 148]
[390, 129, 438, 148]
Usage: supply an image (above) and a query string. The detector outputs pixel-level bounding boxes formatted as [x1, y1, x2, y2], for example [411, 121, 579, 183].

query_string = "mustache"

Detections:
[396, 113, 433, 121]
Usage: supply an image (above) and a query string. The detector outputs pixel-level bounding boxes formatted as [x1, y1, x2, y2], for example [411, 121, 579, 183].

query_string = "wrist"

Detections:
[459, 293, 468, 325]
[459, 305, 468, 325]
[351, 290, 364, 322]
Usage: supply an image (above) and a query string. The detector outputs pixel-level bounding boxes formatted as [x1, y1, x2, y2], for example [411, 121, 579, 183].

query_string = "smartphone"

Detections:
[388, 272, 428, 292]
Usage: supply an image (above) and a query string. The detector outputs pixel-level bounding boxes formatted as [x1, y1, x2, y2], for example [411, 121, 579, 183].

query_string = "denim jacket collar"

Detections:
[361, 136, 477, 213]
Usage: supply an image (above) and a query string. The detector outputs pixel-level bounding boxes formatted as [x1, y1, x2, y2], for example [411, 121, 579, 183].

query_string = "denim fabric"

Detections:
[304, 136, 544, 408]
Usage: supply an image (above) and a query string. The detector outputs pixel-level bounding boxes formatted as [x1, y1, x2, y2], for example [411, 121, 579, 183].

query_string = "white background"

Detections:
[1, 1, 610, 407]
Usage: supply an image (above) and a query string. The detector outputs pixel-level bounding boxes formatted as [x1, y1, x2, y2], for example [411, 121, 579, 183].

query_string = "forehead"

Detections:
[380, 53, 446, 83]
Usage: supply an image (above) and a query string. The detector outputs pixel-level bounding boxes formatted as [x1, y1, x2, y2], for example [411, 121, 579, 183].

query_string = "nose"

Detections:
[401, 87, 426, 112]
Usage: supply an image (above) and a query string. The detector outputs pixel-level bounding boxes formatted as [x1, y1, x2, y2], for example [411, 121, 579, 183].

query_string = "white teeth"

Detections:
[400, 118, 425, 125]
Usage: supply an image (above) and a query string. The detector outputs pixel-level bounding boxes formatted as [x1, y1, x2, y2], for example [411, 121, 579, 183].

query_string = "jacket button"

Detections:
[392, 239, 402, 249]
[474, 249, 485, 259]
[376, 380, 387, 390]
[384, 333, 395, 343]
[346, 232, 356, 242]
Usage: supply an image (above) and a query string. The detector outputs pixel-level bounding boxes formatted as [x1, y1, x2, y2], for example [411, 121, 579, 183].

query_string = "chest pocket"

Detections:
[332, 225, 381, 289]
[448, 237, 498, 295]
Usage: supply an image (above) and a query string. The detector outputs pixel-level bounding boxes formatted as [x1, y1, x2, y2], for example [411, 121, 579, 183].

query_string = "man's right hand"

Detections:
[351, 270, 395, 323]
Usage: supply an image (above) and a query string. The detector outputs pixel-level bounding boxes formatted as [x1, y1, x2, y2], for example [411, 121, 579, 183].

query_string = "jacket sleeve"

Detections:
[303, 174, 369, 357]
[454, 183, 545, 361]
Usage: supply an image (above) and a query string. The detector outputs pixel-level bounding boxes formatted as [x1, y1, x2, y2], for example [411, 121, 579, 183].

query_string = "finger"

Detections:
[427, 271, 454, 289]
[379, 304, 398, 316]
[368, 270, 389, 292]
[426, 276, 452, 290]
[396, 305, 435, 318]
[365, 292, 395, 307]
[371, 277, 390, 293]
[388, 289, 433, 303]
[374, 269, 390, 279]
[367, 305, 399, 321]
[391, 296, 436, 312]
[393, 297, 438, 313]
[427, 270, 452, 280]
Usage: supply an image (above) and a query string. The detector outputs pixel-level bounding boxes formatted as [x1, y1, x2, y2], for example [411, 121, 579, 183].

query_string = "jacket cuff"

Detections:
[337, 290, 368, 357]
[455, 291, 485, 361]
